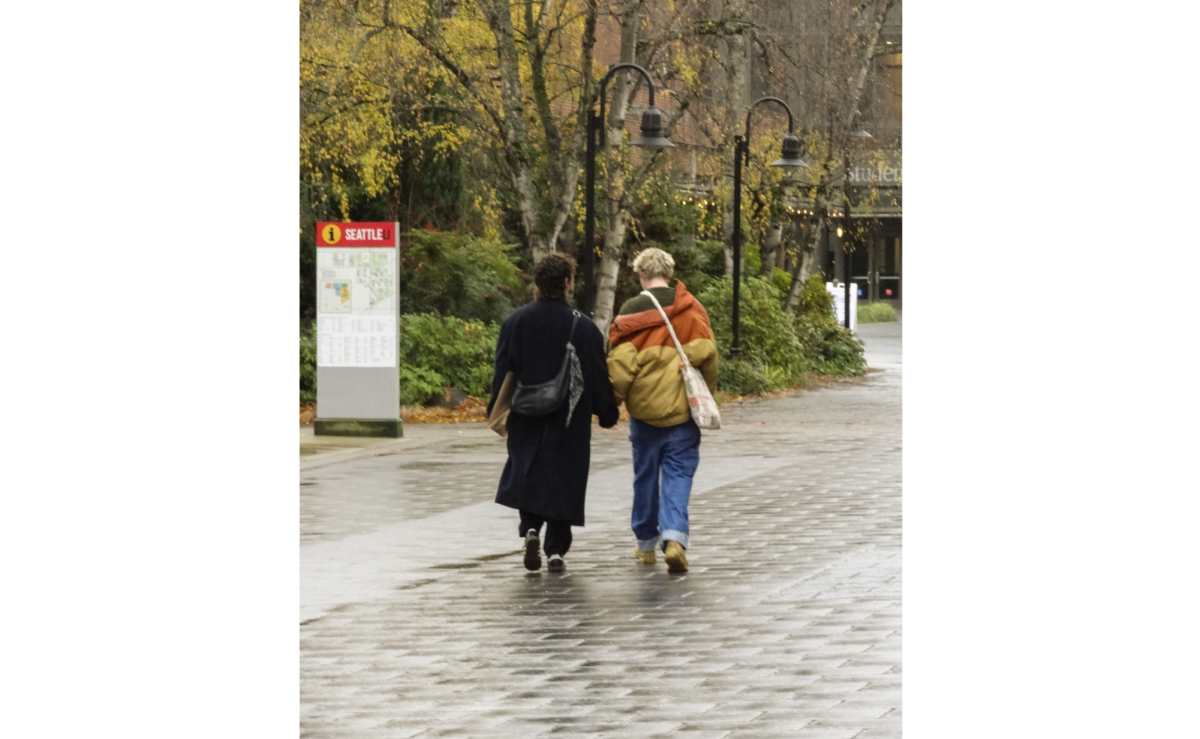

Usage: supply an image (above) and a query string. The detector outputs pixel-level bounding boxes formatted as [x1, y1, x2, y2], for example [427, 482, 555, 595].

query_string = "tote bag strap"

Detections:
[641, 291, 692, 371]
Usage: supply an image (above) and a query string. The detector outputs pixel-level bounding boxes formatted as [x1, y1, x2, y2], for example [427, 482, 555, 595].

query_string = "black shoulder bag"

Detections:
[510, 310, 583, 424]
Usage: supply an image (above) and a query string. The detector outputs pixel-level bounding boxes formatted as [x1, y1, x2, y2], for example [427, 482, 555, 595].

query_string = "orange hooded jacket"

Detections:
[607, 280, 719, 427]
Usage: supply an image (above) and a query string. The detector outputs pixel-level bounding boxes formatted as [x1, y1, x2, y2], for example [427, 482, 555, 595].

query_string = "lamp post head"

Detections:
[770, 133, 809, 168]
[631, 106, 675, 150]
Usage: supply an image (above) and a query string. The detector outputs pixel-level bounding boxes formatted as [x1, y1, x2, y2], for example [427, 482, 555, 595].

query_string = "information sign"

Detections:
[314, 222, 401, 437]
[316, 223, 398, 368]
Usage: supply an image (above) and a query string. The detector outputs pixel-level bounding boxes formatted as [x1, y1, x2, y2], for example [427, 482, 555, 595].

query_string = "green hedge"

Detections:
[794, 316, 866, 376]
[399, 313, 499, 406]
[792, 274, 866, 377]
[300, 327, 317, 403]
[693, 273, 867, 394]
[401, 230, 528, 324]
[697, 276, 809, 393]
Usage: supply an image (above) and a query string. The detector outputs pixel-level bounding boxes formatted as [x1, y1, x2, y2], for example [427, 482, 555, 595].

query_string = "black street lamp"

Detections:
[731, 97, 809, 356]
[841, 180, 853, 329]
[839, 124, 871, 329]
[581, 63, 674, 315]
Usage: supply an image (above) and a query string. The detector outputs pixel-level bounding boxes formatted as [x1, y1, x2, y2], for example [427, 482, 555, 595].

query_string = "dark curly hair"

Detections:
[534, 253, 576, 300]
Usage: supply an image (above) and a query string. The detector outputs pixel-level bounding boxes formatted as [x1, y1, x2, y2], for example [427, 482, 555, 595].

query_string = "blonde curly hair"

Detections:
[631, 247, 675, 281]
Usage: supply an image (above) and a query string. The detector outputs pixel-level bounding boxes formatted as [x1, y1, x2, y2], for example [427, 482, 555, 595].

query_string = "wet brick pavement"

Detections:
[300, 323, 901, 738]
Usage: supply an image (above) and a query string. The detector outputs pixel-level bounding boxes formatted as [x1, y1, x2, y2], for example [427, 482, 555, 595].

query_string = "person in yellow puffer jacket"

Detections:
[607, 247, 719, 573]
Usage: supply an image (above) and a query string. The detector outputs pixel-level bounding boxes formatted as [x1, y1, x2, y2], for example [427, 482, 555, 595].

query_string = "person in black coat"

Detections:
[486, 254, 619, 572]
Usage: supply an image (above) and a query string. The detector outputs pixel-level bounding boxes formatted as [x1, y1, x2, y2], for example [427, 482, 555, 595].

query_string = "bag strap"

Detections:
[514, 309, 581, 366]
[641, 291, 693, 371]
[566, 310, 581, 348]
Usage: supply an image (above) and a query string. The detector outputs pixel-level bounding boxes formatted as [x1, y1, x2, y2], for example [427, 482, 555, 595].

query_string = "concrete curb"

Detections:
[300, 423, 493, 472]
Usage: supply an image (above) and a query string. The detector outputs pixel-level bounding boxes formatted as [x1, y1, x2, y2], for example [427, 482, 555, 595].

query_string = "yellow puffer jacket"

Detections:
[607, 281, 719, 427]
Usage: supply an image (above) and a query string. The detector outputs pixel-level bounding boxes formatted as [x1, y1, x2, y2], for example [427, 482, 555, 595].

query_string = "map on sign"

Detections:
[319, 280, 352, 313]
[317, 246, 397, 368]
[320, 249, 397, 312]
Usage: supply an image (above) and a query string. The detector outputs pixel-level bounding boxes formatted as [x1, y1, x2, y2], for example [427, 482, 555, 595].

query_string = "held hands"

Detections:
[597, 404, 620, 429]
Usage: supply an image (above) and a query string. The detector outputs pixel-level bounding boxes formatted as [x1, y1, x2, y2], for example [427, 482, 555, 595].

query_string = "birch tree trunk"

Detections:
[589, 0, 641, 336]
[758, 219, 784, 279]
[530, 0, 598, 255]
[843, 0, 895, 130]
[382, 0, 601, 265]
[785, 214, 826, 313]
[479, 0, 548, 262]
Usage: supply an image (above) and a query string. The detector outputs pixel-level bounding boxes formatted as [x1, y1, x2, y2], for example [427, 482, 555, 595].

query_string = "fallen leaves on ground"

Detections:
[401, 396, 488, 424]
[300, 398, 488, 426]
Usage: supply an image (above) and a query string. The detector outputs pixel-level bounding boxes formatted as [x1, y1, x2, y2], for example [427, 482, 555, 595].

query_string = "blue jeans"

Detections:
[629, 417, 701, 551]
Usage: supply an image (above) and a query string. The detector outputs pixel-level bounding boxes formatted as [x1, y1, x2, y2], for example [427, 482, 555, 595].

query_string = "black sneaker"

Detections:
[524, 529, 541, 571]
[547, 554, 565, 572]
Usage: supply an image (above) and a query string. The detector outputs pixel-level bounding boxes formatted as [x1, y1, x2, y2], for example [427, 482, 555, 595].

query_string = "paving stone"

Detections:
[300, 324, 903, 737]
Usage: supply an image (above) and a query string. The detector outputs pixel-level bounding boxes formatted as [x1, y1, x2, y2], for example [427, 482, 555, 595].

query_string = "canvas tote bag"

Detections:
[487, 371, 516, 437]
[641, 291, 721, 430]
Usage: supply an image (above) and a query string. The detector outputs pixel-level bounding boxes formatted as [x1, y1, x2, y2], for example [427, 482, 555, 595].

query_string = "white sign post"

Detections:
[314, 222, 401, 437]
[826, 282, 858, 332]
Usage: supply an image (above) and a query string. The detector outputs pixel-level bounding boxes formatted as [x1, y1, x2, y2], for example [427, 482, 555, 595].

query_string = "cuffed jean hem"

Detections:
[636, 536, 660, 552]
[661, 529, 689, 549]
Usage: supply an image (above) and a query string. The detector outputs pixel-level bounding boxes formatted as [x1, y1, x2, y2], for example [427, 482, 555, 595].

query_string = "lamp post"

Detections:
[581, 63, 674, 315]
[839, 123, 871, 329]
[730, 97, 809, 356]
[842, 151, 852, 329]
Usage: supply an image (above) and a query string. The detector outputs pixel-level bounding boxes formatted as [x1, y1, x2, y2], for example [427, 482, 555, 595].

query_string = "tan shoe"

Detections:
[634, 547, 656, 564]
[664, 541, 688, 573]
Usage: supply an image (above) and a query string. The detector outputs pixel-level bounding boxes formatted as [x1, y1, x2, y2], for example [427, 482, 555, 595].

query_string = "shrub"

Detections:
[300, 326, 317, 403]
[400, 313, 499, 405]
[789, 273, 866, 377]
[858, 301, 899, 323]
[696, 276, 809, 393]
[771, 267, 793, 294]
[742, 241, 761, 276]
[399, 365, 447, 407]
[718, 356, 777, 396]
[693, 239, 728, 277]
[820, 327, 867, 376]
[401, 230, 528, 324]
[794, 316, 867, 376]
[798, 272, 835, 324]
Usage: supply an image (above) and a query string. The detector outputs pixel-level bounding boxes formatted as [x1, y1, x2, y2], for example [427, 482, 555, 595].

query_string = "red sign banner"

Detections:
[316, 222, 396, 247]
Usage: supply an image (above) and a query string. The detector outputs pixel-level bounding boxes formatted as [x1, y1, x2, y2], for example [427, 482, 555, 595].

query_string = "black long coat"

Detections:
[486, 298, 618, 525]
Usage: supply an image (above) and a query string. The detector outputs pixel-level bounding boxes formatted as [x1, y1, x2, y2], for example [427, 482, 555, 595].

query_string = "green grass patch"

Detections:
[857, 301, 898, 324]
[300, 326, 317, 403]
